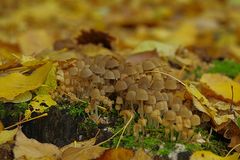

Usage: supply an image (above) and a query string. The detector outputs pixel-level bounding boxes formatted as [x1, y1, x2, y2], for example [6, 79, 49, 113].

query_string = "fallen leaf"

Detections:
[61, 138, 106, 160]
[190, 151, 239, 160]
[0, 128, 18, 145]
[0, 62, 52, 100]
[26, 94, 57, 119]
[132, 40, 177, 57]
[228, 135, 240, 152]
[13, 130, 61, 159]
[18, 30, 53, 55]
[200, 73, 240, 104]
[0, 91, 32, 103]
[0, 121, 3, 132]
[131, 149, 152, 160]
[76, 29, 115, 50]
[96, 148, 134, 160]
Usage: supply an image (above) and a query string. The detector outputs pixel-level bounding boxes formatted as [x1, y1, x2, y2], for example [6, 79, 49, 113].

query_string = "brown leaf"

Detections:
[131, 149, 152, 160]
[96, 148, 134, 160]
[13, 130, 61, 159]
[76, 29, 115, 50]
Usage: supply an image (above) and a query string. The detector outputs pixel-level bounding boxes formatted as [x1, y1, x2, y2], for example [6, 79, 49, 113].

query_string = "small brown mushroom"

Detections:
[115, 80, 128, 92]
[116, 96, 123, 105]
[151, 79, 164, 91]
[164, 78, 177, 90]
[106, 58, 119, 69]
[164, 110, 177, 141]
[126, 90, 136, 110]
[90, 64, 105, 75]
[142, 60, 156, 71]
[104, 70, 115, 80]
[138, 77, 151, 89]
[112, 69, 121, 80]
[136, 88, 149, 118]
[80, 67, 93, 78]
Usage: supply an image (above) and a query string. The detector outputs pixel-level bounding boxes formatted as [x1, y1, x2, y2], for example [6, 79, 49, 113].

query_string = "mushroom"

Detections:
[142, 60, 156, 71]
[151, 79, 164, 91]
[90, 88, 101, 116]
[104, 70, 115, 80]
[126, 90, 136, 111]
[106, 58, 119, 69]
[190, 115, 201, 126]
[136, 88, 149, 118]
[115, 80, 128, 92]
[164, 78, 177, 90]
[80, 67, 93, 78]
[138, 77, 151, 89]
[90, 64, 105, 75]
[69, 67, 79, 76]
[112, 69, 121, 80]
[124, 65, 137, 75]
[116, 96, 123, 105]
[164, 110, 177, 141]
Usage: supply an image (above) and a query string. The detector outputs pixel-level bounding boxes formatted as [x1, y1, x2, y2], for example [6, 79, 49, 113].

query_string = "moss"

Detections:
[208, 59, 240, 78]
[0, 102, 28, 120]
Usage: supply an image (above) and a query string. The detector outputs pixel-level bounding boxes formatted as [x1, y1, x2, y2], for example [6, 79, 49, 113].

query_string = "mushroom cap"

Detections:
[164, 110, 176, 121]
[179, 107, 192, 118]
[103, 85, 115, 93]
[176, 116, 183, 125]
[112, 69, 121, 80]
[106, 58, 120, 69]
[183, 119, 191, 128]
[151, 79, 164, 91]
[80, 67, 93, 78]
[171, 104, 180, 112]
[136, 88, 149, 101]
[147, 95, 156, 105]
[90, 88, 101, 99]
[164, 78, 177, 90]
[115, 80, 128, 91]
[190, 115, 201, 126]
[104, 70, 115, 79]
[116, 96, 123, 104]
[155, 92, 169, 101]
[124, 77, 135, 86]
[138, 77, 151, 89]
[92, 75, 101, 84]
[90, 64, 105, 75]
[150, 109, 160, 117]
[155, 101, 168, 111]
[144, 105, 153, 114]
[69, 67, 78, 76]
[142, 60, 156, 71]
[126, 90, 136, 101]
[124, 65, 137, 75]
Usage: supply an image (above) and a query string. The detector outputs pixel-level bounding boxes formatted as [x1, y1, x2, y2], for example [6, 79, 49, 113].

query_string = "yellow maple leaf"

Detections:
[200, 73, 240, 104]
[190, 151, 239, 160]
[0, 62, 52, 100]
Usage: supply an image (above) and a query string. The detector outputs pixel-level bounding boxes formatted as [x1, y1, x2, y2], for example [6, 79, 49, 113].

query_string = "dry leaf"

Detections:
[18, 30, 53, 55]
[0, 121, 3, 132]
[200, 73, 240, 104]
[190, 150, 239, 160]
[61, 137, 106, 160]
[131, 149, 152, 160]
[13, 130, 61, 159]
[0, 62, 52, 100]
[96, 148, 134, 160]
[0, 128, 18, 145]
[132, 40, 177, 57]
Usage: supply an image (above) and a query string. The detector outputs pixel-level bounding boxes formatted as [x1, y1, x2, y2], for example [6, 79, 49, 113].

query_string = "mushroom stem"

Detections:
[140, 100, 144, 118]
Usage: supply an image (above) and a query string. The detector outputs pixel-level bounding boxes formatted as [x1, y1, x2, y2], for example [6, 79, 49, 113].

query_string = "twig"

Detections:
[5, 113, 48, 130]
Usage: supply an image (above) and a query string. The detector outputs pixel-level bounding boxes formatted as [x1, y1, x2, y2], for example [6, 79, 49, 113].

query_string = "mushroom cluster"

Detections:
[55, 54, 200, 141]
